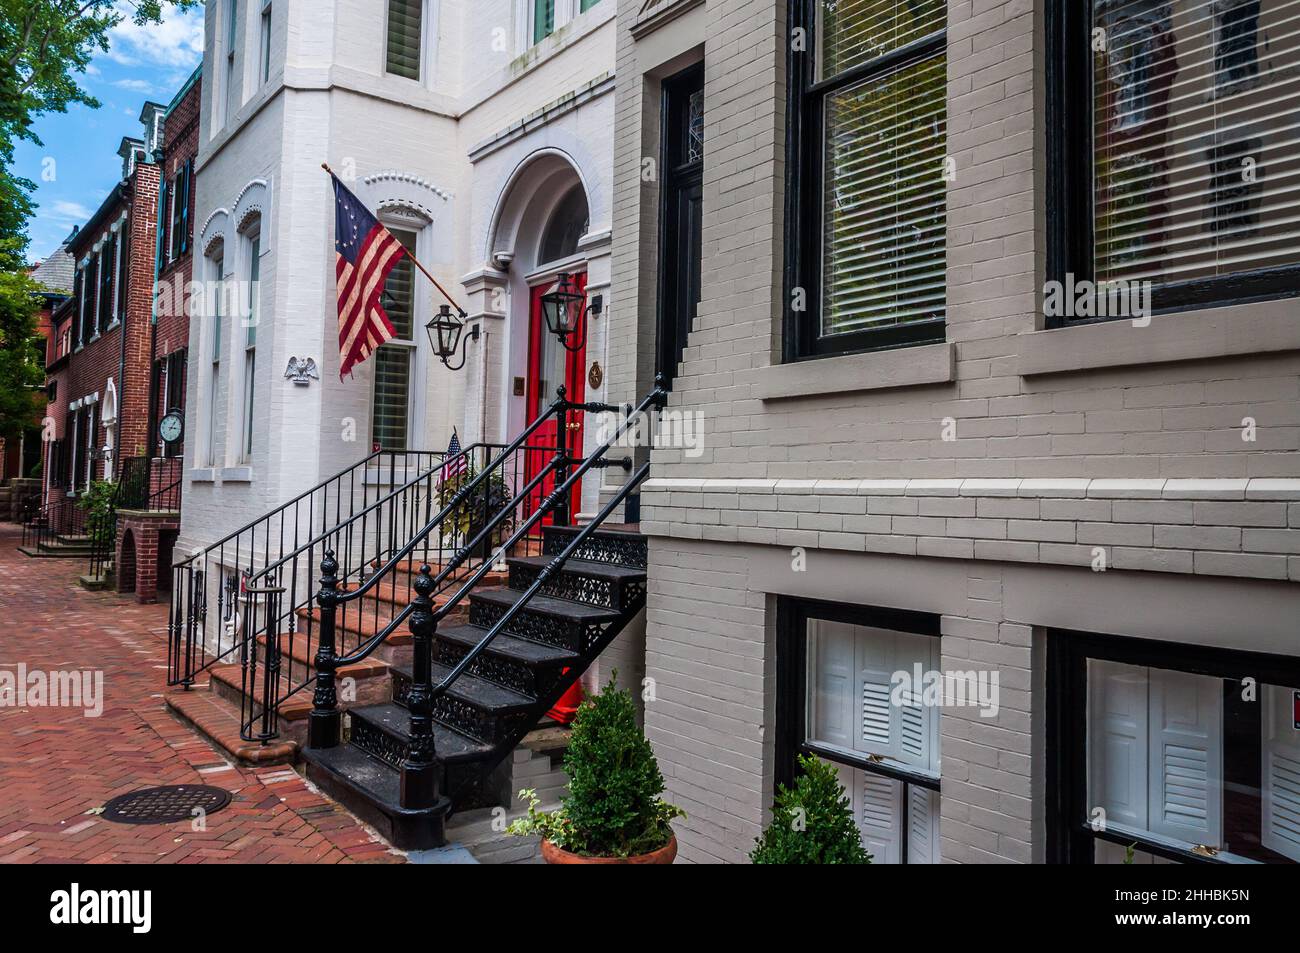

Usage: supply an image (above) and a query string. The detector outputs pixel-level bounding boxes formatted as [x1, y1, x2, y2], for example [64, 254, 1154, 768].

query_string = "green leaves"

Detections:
[750, 754, 873, 865]
[507, 674, 684, 858]
[0, 254, 43, 440]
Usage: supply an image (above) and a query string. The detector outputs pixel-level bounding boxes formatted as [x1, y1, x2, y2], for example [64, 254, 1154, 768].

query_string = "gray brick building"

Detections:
[607, 0, 1300, 863]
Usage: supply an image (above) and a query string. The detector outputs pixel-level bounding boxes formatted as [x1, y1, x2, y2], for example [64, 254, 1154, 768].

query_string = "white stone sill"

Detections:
[1015, 298, 1300, 377]
[753, 341, 955, 402]
[641, 477, 1300, 501]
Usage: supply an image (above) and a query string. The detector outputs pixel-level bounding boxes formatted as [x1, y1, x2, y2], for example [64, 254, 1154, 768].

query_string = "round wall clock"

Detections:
[159, 411, 184, 444]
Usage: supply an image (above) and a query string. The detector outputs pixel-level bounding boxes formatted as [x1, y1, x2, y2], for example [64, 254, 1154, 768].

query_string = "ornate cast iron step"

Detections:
[301, 744, 449, 850]
[348, 702, 491, 772]
[541, 524, 649, 569]
[468, 586, 620, 653]
[505, 556, 647, 612]
[390, 659, 535, 745]
[432, 623, 577, 699]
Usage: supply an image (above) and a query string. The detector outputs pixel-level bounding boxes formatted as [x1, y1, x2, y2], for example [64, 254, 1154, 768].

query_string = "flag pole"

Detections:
[323, 162, 468, 318]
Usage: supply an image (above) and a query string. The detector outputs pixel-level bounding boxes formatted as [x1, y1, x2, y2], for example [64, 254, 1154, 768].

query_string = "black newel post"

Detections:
[401, 565, 440, 809]
[554, 384, 571, 526]
[309, 550, 341, 748]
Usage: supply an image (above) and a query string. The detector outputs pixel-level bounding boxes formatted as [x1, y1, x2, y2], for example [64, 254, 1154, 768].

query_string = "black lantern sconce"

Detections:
[426, 304, 480, 371]
[540, 272, 601, 354]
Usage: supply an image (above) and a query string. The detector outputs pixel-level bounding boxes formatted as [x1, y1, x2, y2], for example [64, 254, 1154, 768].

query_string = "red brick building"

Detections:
[1, 243, 72, 490]
[51, 103, 164, 499]
[151, 67, 201, 465]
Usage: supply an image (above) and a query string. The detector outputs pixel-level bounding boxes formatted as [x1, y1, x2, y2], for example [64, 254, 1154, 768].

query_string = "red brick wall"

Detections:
[63, 163, 160, 480]
[154, 78, 201, 458]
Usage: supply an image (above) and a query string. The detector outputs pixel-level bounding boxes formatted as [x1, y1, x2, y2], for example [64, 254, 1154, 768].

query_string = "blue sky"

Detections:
[14, 2, 206, 263]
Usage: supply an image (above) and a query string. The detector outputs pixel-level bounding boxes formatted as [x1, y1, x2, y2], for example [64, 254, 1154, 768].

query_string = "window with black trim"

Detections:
[1049, 628, 1300, 865]
[787, 0, 948, 360]
[777, 598, 942, 864]
[1047, 0, 1300, 322]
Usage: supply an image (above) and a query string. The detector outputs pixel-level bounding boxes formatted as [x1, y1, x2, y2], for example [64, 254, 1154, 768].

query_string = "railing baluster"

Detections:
[308, 550, 341, 749]
[401, 565, 440, 811]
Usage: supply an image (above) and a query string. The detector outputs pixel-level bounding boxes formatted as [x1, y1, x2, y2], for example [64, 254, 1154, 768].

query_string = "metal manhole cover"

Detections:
[101, 785, 232, 825]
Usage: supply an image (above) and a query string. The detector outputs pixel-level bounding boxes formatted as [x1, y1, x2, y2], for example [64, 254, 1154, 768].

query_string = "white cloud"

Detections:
[102, 3, 204, 70]
[113, 78, 160, 93]
[45, 200, 96, 229]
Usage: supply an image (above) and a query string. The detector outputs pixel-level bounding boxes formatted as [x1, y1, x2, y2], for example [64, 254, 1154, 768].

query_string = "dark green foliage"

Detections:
[750, 754, 873, 864]
[0, 255, 43, 440]
[78, 479, 117, 547]
[508, 675, 684, 857]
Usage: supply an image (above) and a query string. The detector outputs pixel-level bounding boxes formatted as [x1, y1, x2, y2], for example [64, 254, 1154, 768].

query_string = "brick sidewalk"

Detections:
[0, 524, 402, 864]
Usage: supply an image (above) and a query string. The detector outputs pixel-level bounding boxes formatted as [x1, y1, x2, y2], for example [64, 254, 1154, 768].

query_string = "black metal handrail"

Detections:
[20, 494, 89, 552]
[235, 392, 581, 742]
[233, 437, 560, 742]
[298, 380, 666, 809]
[424, 420, 656, 700]
[168, 447, 455, 689]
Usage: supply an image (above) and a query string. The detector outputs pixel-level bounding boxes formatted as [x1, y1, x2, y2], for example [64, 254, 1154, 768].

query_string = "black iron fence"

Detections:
[86, 457, 184, 580]
[168, 448, 465, 689]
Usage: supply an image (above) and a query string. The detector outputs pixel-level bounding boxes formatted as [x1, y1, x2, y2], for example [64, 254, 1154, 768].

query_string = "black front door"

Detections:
[657, 63, 704, 388]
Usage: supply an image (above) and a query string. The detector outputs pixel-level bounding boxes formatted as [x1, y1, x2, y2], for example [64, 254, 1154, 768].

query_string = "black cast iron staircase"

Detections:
[238, 383, 665, 848]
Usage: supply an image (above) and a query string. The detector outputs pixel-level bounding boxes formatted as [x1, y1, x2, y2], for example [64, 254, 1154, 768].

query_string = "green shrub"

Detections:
[78, 480, 118, 547]
[508, 674, 684, 857]
[750, 754, 872, 864]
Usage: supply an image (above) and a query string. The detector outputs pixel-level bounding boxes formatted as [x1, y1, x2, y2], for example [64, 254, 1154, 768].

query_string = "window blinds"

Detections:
[372, 230, 417, 451]
[817, 1, 948, 339]
[386, 0, 423, 80]
[1093, 0, 1300, 285]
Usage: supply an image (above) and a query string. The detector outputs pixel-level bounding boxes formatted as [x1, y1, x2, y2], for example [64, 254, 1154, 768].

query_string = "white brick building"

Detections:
[609, 0, 1300, 863]
[180, 0, 619, 559]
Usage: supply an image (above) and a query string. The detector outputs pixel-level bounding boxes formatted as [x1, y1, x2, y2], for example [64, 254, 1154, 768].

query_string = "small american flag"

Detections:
[331, 174, 406, 379]
[440, 429, 467, 483]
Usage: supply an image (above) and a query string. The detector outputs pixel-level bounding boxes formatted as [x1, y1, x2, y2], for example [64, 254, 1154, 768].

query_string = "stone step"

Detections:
[164, 686, 298, 765]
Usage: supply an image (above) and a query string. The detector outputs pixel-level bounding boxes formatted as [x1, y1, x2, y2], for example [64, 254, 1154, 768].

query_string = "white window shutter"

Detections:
[855, 629, 899, 758]
[1147, 668, 1222, 848]
[839, 763, 899, 864]
[907, 785, 940, 864]
[1089, 659, 1150, 832]
[808, 620, 857, 752]
[1262, 685, 1300, 863]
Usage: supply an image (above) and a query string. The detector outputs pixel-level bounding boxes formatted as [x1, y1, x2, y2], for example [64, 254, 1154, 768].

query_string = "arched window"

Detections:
[538, 186, 589, 265]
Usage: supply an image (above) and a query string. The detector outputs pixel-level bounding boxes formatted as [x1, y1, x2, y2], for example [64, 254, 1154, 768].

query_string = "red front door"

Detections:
[524, 274, 587, 525]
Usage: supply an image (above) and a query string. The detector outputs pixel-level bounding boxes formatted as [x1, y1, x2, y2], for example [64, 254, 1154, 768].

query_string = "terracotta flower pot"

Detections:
[540, 833, 677, 865]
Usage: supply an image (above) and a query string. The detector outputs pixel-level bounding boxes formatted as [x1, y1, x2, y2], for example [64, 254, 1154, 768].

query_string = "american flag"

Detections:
[440, 429, 467, 483]
[331, 174, 406, 379]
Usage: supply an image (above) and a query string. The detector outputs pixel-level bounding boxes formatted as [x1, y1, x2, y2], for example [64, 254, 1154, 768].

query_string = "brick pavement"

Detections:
[0, 523, 403, 864]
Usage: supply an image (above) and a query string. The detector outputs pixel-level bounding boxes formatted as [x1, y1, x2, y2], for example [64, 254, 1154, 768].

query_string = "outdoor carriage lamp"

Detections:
[426, 304, 479, 371]
[541, 272, 600, 353]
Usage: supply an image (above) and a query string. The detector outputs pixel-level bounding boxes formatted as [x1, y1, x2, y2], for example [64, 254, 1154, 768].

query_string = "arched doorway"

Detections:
[485, 153, 598, 516]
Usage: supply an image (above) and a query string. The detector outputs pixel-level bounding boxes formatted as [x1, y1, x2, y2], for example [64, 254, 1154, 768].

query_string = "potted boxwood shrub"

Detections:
[508, 674, 684, 863]
[750, 754, 872, 864]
